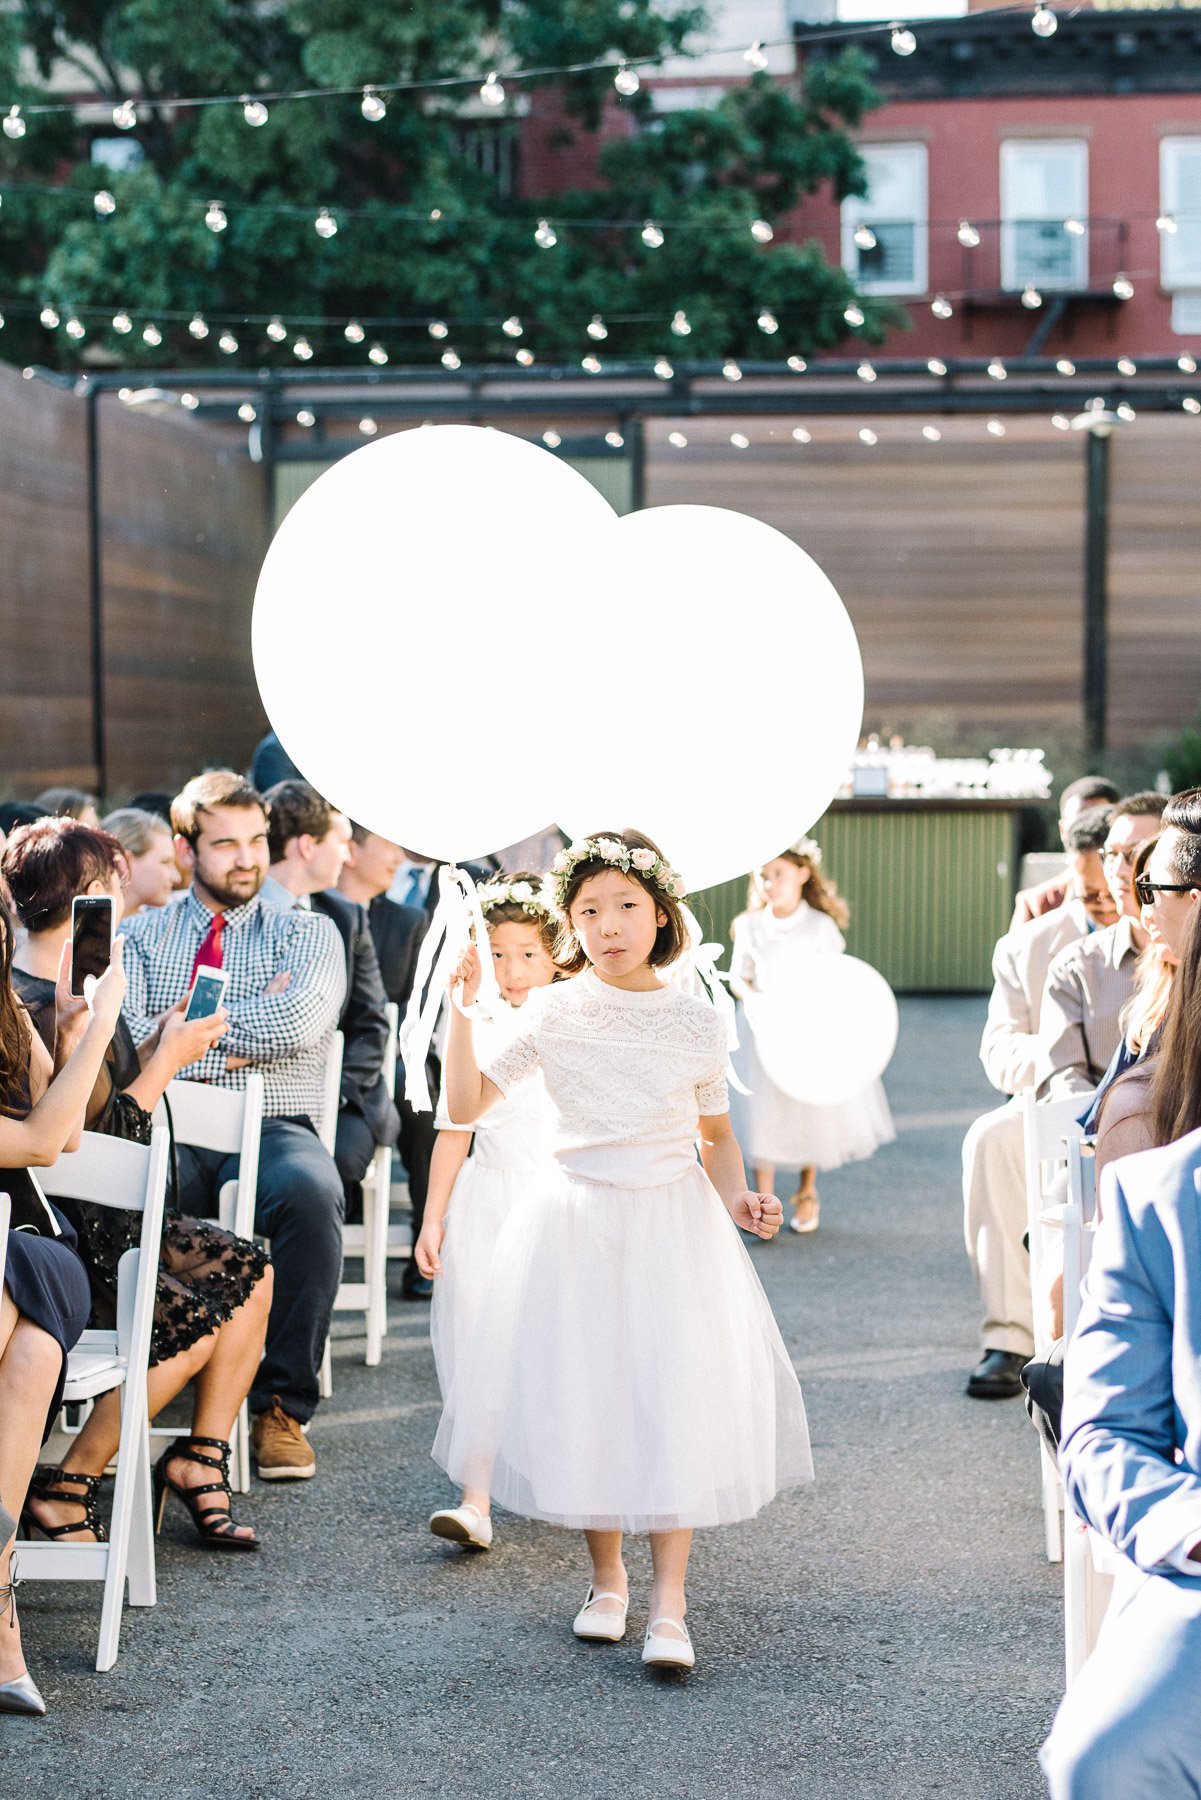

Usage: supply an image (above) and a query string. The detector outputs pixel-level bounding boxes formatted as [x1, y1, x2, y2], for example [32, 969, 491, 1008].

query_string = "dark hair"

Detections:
[554, 830, 688, 975]
[0, 801, 44, 837]
[483, 870, 559, 960]
[171, 769, 265, 847]
[1060, 775, 1120, 812]
[128, 791, 175, 825]
[1, 817, 129, 932]
[1111, 790, 1168, 824]
[33, 786, 98, 821]
[1063, 804, 1114, 854]
[1150, 905, 1201, 1146]
[1162, 788, 1201, 886]
[0, 890, 30, 1117]
[264, 781, 335, 863]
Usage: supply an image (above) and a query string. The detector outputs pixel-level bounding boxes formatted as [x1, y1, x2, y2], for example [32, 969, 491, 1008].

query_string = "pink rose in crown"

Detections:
[630, 848, 657, 872]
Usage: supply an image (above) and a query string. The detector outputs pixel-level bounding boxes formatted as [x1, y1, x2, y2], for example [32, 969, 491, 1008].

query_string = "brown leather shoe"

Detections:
[251, 1398, 316, 1481]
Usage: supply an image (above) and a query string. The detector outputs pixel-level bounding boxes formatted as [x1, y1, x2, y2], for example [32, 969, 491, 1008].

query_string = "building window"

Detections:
[1000, 140, 1088, 292]
[841, 143, 927, 296]
[453, 121, 520, 198]
[1161, 138, 1201, 292]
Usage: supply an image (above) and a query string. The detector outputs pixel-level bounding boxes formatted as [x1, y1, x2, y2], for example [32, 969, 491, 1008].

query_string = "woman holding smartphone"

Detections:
[2, 818, 273, 1554]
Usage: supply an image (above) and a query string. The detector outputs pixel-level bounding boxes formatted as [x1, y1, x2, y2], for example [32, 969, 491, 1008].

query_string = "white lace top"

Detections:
[483, 969, 729, 1188]
[437, 999, 555, 1172]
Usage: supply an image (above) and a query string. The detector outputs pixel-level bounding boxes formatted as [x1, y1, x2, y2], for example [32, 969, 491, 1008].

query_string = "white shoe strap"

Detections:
[582, 1589, 627, 1610]
[646, 1617, 690, 1639]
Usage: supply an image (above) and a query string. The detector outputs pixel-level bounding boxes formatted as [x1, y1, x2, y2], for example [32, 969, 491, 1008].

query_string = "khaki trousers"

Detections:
[962, 1099, 1033, 1358]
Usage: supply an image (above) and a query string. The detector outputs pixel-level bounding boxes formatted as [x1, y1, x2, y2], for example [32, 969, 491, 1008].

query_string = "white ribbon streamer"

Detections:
[675, 903, 751, 1096]
[398, 865, 502, 1112]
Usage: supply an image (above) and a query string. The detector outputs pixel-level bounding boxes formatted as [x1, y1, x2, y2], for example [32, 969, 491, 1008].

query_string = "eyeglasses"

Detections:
[1101, 847, 1137, 867]
[1134, 877, 1201, 907]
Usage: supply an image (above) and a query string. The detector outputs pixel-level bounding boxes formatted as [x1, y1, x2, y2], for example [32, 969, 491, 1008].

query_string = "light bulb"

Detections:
[515, 348, 535, 366]
[859, 428, 878, 445]
[429, 208, 443, 221]
[293, 335, 313, 360]
[957, 220, 980, 248]
[297, 409, 317, 427]
[479, 71, 505, 107]
[238, 402, 257, 423]
[242, 98, 269, 128]
[931, 295, 953, 319]
[1021, 285, 1042, 309]
[614, 62, 640, 96]
[853, 223, 877, 251]
[142, 321, 162, 345]
[890, 24, 917, 55]
[1117, 356, 1137, 376]
[1064, 217, 1085, 237]
[787, 355, 807, 373]
[730, 432, 749, 449]
[1113, 273, 1134, 299]
[988, 358, 1007, 380]
[1057, 357, 1075, 375]
[668, 430, 688, 447]
[3, 105, 25, 139]
[757, 310, 778, 334]
[314, 208, 338, 239]
[605, 430, 624, 448]
[94, 190, 116, 217]
[987, 418, 1007, 436]
[1031, 5, 1057, 36]
[857, 360, 876, 382]
[654, 356, 674, 380]
[670, 309, 691, 336]
[844, 303, 865, 327]
[359, 417, 378, 436]
[428, 320, 449, 339]
[922, 425, 941, 441]
[586, 314, 608, 340]
[65, 316, 85, 340]
[542, 429, 561, 448]
[502, 316, 523, 337]
[266, 316, 287, 342]
[189, 314, 209, 339]
[113, 99, 137, 130]
[927, 357, 947, 376]
[534, 218, 557, 249]
[744, 41, 769, 71]
[1183, 397, 1201, 415]
[722, 360, 743, 381]
[368, 343, 388, 365]
[344, 319, 365, 344]
[180, 393, 198, 409]
[441, 348, 461, 369]
[1052, 413, 1071, 430]
[1116, 401, 1136, 421]
[39, 305, 59, 328]
[205, 200, 227, 233]
[1156, 212, 1177, 234]
[792, 426, 811, 443]
[218, 330, 238, 354]
[112, 311, 133, 334]
[582, 354, 602, 374]
[1179, 354, 1198, 374]
[361, 88, 387, 122]
[751, 218, 774, 243]
[641, 220, 664, 249]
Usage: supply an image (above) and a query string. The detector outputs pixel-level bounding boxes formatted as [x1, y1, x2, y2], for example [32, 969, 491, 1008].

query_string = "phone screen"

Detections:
[71, 897, 114, 995]
[185, 968, 228, 1022]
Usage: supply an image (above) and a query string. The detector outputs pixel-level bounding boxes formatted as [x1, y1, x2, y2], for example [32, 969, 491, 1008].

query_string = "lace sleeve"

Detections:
[696, 1013, 730, 1116]
[483, 1031, 541, 1096]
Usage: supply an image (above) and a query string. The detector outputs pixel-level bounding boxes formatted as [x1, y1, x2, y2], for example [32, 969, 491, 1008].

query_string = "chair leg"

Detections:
[231, 1399, 250, 1494]
[95, 1389, 137, 1670]
[364, 1172, 384, 1368]
[1040, 1445, 1063, 1564]
[125, 1413, 157, 1610]
[319, 1336, 333, 1400]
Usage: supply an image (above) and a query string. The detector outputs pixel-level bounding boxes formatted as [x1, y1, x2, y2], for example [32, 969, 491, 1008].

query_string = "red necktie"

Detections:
[190, 913, 226, 983]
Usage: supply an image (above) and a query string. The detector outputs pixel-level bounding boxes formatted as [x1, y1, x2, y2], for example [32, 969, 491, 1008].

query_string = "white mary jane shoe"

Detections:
[572, 1587, 629, 1643]
[642, 1617, 695, 1671]
[428, 1503, 493, 1550]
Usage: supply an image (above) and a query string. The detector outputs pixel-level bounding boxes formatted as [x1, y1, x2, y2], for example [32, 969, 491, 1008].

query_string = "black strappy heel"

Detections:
[21, 1467, 108, 1543]
[153, 1437, 260, 1552]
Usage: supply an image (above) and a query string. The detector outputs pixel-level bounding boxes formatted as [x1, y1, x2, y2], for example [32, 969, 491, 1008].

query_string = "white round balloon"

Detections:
[557, 506, 863, 894]
[744, 951, 898, 1106]
[252, 425, 617, 863]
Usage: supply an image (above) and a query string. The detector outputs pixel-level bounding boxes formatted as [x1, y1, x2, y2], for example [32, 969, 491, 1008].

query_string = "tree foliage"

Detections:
[0, 1, 894, 369]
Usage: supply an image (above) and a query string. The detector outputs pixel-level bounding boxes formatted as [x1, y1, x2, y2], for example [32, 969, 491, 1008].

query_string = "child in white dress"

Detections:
[416, 875, 558, 1551]
[730, 837, 895, 1235]
[435, 831, 813, 1673]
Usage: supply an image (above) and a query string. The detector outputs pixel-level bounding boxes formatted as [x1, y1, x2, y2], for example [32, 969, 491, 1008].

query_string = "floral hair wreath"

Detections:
[787, 835, 823, 867]
[476, 878, 554, 921]
[548, 836, 687, 914]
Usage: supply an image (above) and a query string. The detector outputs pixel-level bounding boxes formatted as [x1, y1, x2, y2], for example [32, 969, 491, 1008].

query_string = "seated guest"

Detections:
[4, 819, 271, 1550]
[33, 788, 100, 828]
[0, 891, 123, 1716]
[0, 803, 44, 841]
[1036, 793, 1166, 1100]
[260, 782, 398, 1200]
[1011, 775, 1120, 928]
[102, 807, 181, 914]
[121, 771, 345, 1482]
[963, 805, 1113, 1398]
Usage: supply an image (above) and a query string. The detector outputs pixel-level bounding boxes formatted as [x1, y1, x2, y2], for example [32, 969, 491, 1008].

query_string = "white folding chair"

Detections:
[316, 1034, 344, 1400]
[158, 1075, 265, 1493]
[332, 1004, 398, 1369]
[1021, 1086, 1097, 1564]
[20, 1129, 170, 1671]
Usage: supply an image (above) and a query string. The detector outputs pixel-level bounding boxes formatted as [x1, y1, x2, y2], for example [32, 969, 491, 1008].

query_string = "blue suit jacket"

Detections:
[1061, 1125, 1201, 1581]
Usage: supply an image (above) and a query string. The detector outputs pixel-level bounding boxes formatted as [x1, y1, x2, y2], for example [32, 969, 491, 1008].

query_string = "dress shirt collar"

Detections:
[183, 886, 262, 933]
[1107, 914, 1139, 967]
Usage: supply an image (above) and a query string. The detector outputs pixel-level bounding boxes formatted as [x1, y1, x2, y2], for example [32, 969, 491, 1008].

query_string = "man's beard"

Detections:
[196, 864, 264, 909]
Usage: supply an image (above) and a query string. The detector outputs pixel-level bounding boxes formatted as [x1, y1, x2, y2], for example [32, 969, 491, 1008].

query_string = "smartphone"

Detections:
[185, 966, 230, 1022]
[70, 895, 115, 996]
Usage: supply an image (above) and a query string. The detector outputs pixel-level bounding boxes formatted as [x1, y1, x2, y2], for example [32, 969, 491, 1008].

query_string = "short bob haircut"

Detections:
[554, 829, 688, 974]
[2, 817, 128, 932]
[171, 769, 265, 847]
[264, 780, 335, 864]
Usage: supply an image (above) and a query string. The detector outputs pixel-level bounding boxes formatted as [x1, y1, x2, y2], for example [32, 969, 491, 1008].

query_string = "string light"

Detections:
[1056, 357, 1075, 376]
[641, 221, 664, 248]
[189, 313, 209, 339]
[142, 321, 162, 345]
[668, 430, 688, 447]
[987, 418, 1007, 436]
[1113, 273, 1135, 299]
[890, 23, 917, 55]
[757, 310, 778, 334]
[586, 313, 608, 340]
[1180, 354, 1198, 374]
[730, 432, 749, 448]
[670, 309, 691, 336]
[853, 223, 877, 251]
[604, 429, 624, 448]
[957, 221, 981, 248]
[988, 359, 1007, 380]
[1156, 213, 1177, 234]
[297, 408, 317, 427]
[542, 429, 561, 447]
[293, 335, 313, 360]
[750, 218, 774, 244]
[922, 424, 941, 441]
[1064, 217, 1086, 237]
[479, 71, 505, 107]
[180, 393, 198, 409]
[441, 348, 461, 369]
[844, 303, 865, 328]
[3, 105, 25, 139]
[515, 347, 535, 366]
[39, 304, 59, 327]
[242, 97, 269, 127]
[792, 426, 810, 443]
[205, 199, 227, 233]
[1021, 285, 1042, 309]
[314, 207, 338, 238]
[1031, 4, 1058, 36]
[344, 319, 365, 343]
[361, 88, 386, 122]
[64, 316, 85, 339]
[857, 360, 876, 382]
[238, 402, 256, 422]
[1116, 401, 1136, 422]
[927, 357, 947, 376]
[931, 296, 954, 319]
[1183, 397, 1201, 415]
[502, 316, 523, 337]
[744, 41, 769, 70]
[787, 356, 807, 372]
[112, 310, 132, 334]
[113, 100, 137, 130]
[859, 428, 878, 445]
[359, 417, 378, 435]
[722, 359, 743, 381]
[218, 329, 238, 353]
[428, 319, 449, 338]
[368, 342, 388, 364]
[1052, 413, 1071, 430]
[266, 315, 287, 342]
[654, 356, 674, 379]
[614, 62, 640, 96]
[534, 218, 557, 249]
[582, 353, 602, 373]
[1117, 356, 1137, 376]
[94, 190, 116, 217]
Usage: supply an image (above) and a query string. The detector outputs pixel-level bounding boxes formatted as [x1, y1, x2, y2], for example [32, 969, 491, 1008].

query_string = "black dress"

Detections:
[13, 973, 268, 1368]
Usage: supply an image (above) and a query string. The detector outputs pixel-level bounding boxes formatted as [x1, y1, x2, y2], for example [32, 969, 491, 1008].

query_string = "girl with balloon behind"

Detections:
[730, 838, 895, 1235]
[433, 831, 812, 1674]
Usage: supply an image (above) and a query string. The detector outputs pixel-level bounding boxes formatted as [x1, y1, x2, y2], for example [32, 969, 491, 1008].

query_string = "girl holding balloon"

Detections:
[730, 838, 896, 1234]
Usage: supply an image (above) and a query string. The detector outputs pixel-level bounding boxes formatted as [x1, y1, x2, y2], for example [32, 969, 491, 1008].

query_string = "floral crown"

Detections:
[476, 878, 554, 921]
[548, 836, 686, 912]
[787, 836, 822, 867]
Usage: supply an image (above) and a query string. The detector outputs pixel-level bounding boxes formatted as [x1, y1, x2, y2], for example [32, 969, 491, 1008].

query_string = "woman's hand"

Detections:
[449, 943, 482, 1008]
[414, 1218, 444, 1280]
[159, 1000, 228, 1073]
[84, 936, 128, 1035]
[53, 938, 91, 1061]
[728, 1190, 783, 1240]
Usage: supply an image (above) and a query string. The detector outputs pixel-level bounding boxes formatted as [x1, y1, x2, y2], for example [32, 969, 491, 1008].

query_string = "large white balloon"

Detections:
[252, 425, 615, 863]
[744, 951, 898, 1106]
[557, 506, 863, 894]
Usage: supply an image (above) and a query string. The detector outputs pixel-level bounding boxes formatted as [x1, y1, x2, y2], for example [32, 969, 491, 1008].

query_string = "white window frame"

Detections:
[841, 142, 928, 298]
[1160, 138, 1201, 292]
[1000, 139, 1089, 293]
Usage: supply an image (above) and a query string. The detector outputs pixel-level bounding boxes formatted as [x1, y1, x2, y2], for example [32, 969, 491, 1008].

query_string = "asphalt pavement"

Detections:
[7, 996, 1062, 1800]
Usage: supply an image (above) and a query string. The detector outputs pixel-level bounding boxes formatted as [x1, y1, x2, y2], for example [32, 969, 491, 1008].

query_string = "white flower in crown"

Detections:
[789, 835, 823, 866]
[594, 836, 627, 863]
[630, 848, 657, 872]
[548, 833, 686, 911]
[510, 881, 535, 903]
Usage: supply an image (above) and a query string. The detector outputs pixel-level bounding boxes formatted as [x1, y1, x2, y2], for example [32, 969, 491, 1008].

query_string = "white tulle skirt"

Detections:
[731, 1009, 897, 1173]
[431, 1158, 814, 1532]
[430, 1157, 529, 1406]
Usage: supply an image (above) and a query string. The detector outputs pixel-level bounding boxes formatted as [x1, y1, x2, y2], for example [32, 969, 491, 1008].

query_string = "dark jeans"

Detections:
[176, 1116, 344, 1424]
[396, 1095, 435, 1243]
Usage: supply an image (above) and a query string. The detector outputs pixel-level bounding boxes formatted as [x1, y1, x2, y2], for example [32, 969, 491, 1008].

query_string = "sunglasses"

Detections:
[1134, 877, 1201, 907]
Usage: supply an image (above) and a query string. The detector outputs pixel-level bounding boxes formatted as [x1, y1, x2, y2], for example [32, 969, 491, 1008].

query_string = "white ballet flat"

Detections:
[572, 1587, 629, 1642]
[429, 1504, 493, 1550]
[642, 1617, 695, 1671]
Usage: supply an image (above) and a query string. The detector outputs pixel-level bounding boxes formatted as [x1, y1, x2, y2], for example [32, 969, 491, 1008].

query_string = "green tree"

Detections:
[0, 1, 892, 369]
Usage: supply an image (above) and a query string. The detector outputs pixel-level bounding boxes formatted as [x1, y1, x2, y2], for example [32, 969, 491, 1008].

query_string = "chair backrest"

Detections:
[319, 1032, 344, 1157]
[382, 1004, 399, 1103]
[0, 1191, 9, 1297]
[158, 1073, 264, 1159]
[1022, 1088, 1097, 1358]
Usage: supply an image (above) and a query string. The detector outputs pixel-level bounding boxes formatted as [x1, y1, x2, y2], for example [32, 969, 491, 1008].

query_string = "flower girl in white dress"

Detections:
[435, 832, 813, 1673]
[416, 875, 559, 1552]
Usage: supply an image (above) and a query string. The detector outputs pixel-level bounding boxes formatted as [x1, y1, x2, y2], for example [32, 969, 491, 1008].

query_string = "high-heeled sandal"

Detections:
[153, 1437, 260, 1553]
[21, 1467, 107, 1543]
[0, 1559, 47, 1716]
